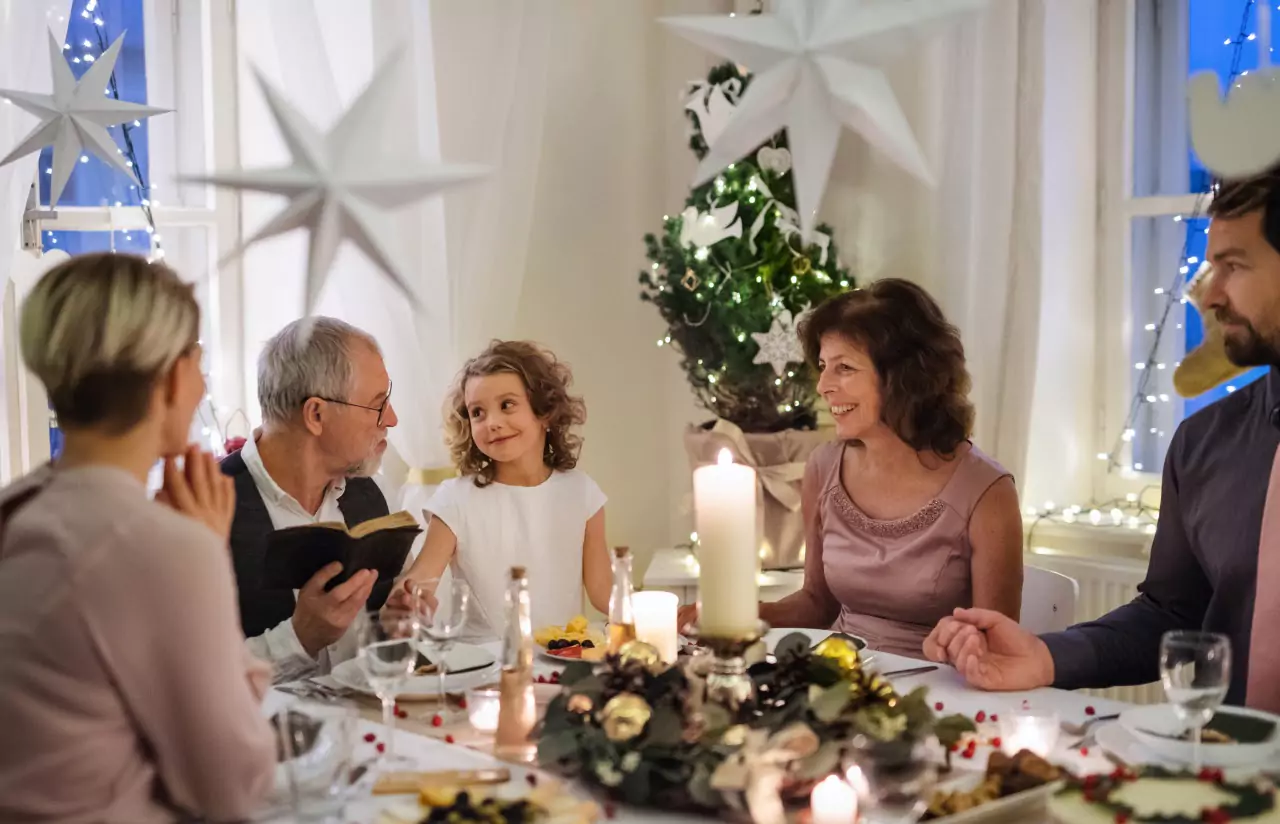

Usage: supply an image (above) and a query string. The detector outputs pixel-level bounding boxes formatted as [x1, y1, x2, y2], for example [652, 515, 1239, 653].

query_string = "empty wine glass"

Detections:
[844, 734, 938, 824]
[273, 699, 358, 821]
[355, 606, 419, 766]
[1160, 630, 1231, 772]
[411, 578, 473, 718]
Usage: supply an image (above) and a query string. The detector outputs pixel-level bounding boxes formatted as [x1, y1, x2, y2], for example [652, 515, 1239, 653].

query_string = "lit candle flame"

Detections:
[716, 448, 734, 466]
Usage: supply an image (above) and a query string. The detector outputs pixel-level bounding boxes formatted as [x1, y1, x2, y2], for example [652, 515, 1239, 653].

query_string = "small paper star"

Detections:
[0, 31, 170, 206]
[751, 309, 805, 376]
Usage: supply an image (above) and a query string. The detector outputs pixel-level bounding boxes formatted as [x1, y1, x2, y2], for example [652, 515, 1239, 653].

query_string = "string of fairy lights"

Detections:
[1027, 0, 1259, 540]
[44, 0, 240, 454]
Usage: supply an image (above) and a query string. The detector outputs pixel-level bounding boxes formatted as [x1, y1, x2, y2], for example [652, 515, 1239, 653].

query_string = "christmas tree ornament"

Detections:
[188, 51, 486, 315]
[679, 201, 743, 249]
[751, 309, 806, 376]
[756, 146, 792, 176]
[0, 31, 170, 206]
[661, 0, 986, 237]
[685, 77, 742, 147]
[681, 269, 701, 291]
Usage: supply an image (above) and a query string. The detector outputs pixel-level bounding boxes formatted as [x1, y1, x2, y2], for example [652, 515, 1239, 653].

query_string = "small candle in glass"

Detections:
[633, 591, 679, 662]
[998, 709, 1060, 757]
[810, 774, 857, 824]
[465, 688, 501, 734]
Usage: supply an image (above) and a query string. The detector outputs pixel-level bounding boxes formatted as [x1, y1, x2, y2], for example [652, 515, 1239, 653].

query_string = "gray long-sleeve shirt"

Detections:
[1042, 367, 1280, 705]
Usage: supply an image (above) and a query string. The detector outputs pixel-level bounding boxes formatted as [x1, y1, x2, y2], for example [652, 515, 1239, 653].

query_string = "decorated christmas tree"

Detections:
[639, 63, 854, 434]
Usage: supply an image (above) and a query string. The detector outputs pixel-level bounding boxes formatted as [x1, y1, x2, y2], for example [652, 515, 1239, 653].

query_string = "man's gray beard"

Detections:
[345, 453, 383, 479]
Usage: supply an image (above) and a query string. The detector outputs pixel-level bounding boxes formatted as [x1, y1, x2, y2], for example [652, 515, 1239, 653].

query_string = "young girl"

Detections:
[401, 340, 611, 637]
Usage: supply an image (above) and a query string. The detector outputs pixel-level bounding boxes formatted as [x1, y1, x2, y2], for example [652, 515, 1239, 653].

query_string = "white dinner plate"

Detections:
[330, 643, 499, 700]
[1118, 704, 1280, 767]
[926, 770, 1063, 823]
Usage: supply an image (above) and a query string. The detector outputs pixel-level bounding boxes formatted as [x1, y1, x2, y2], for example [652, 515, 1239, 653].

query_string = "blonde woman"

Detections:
[0, 253, 275, 823]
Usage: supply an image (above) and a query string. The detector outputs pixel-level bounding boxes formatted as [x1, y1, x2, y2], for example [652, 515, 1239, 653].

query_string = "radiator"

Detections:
[1025, 550, 1164, 705]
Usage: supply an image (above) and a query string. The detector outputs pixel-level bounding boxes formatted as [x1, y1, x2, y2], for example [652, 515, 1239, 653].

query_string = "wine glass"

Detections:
[843, 734, 938, 824]
[355, 606, 419, 766]
[273, 699, 358, 821]
[1159, 630, 1231, 771]
[411, 578, 473, 717]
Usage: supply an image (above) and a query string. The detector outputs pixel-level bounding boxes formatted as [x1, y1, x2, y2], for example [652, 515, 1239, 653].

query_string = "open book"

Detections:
[263, 511, 422, 592]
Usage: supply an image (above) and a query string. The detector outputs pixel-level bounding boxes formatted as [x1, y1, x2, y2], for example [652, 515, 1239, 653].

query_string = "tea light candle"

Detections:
[633, 591, 679, 663]
[465, 688, 501, 733]
[693, 449, 759, 637]
[810, 774, 857, 824]
[998, 710, 1060, 757]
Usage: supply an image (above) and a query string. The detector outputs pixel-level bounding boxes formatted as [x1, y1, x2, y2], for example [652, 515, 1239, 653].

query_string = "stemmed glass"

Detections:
[355, 605, 419, 766]
[1159, 630, 1231, 772]
[844, 734, 938, 824]
[410, 578, 473, 718]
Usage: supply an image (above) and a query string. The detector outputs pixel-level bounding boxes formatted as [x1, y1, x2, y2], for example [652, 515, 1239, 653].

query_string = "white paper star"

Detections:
[752, 309, 806, 376]
[1188, 67, 1280, 178]
[188, 52, 486, 314]
[661, 0, 986, 237]
[0, 31, 170, 206]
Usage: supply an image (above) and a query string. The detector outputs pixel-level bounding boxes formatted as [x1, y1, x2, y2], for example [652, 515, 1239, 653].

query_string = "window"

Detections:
[13, 0, 234, 475]
[1105, 0, 1273, 480]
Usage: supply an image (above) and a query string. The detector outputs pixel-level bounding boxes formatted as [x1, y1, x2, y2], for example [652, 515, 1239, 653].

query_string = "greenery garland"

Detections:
[1062, 766, 1277, 824]
[533, 635, 974, 816]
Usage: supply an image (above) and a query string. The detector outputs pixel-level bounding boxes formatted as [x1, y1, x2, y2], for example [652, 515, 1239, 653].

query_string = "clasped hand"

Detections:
[922, 607, 1056, 692]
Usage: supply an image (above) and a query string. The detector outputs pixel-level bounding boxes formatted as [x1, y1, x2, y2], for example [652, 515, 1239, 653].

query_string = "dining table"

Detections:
[258, 632, 1146, 824]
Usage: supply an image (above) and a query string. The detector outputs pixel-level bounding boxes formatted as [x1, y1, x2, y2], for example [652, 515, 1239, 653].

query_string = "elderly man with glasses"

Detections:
[224, 316, 399, 680]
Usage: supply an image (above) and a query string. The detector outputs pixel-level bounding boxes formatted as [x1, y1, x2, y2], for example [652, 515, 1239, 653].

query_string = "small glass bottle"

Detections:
[607, 546, 638, 654]
[495, 566, 536, 762]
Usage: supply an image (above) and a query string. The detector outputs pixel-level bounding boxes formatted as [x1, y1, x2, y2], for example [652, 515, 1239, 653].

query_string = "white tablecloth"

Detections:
[261, 638, 1132, 823]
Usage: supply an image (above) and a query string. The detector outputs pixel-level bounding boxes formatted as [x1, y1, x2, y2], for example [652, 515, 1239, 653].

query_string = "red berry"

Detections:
[1116, 813, 1130, 823]
[990, 737, 1002, 748]
[1085, 706, 1096, 716]
[961, 748, 975, 759]
[376, 742, 386, 754]
[445, 734, 455, 744]
[990, 713, 999, 722]
[458, 696, 468, 710]
[395, 708, 408, 719]
[363, 732, 376, 743]
[431, 714, 443, 727]
[1083, 790, 1095, 803]
[550, 671, 561, 684]
[1080, 746, 1090, 756]
[975, 710, 986, 723]
[1083, 775, 1099, 790]
[604, 802, 616, 819]
[934, 702, 944, 711]
[536, 675, 547, 684]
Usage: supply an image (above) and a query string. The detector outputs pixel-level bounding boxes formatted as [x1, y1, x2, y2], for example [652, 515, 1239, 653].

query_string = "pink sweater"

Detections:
[0, 465, 276, 822]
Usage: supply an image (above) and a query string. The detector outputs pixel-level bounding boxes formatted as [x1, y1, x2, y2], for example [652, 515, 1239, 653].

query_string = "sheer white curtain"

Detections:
[233, 1, 550, 526]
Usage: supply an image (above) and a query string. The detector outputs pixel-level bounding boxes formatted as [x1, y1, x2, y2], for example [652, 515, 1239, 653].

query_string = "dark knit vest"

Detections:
[221, 450, 391, 639]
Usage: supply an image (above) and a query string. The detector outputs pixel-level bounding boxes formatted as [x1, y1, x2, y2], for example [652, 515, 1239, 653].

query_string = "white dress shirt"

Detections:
[240, 435, 355, 682]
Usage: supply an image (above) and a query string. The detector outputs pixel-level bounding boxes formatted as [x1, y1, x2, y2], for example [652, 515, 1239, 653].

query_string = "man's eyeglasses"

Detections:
[314, 380, 393, 426]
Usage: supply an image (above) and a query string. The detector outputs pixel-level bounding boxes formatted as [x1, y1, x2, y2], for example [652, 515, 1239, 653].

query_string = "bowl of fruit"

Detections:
[534, 615, 606, 662]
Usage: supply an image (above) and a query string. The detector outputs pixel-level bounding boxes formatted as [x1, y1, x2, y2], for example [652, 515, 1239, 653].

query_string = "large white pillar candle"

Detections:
[693, 448, 759, 637]
[633, 591, 679, 663]
[810, 775, 857, 824]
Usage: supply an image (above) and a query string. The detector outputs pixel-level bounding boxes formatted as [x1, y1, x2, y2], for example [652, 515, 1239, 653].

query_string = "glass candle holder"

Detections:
[997, 709, 1060, 757]
[465, 688, 501, 734]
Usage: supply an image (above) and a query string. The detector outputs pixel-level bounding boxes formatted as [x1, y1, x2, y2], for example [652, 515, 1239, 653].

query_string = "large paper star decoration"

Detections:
[752, 309, 806, 376]
[1188, 67, 1280, 178]
[187, 51, 486, 314]
[661, 0, 987, 237]
[0, 31, 170, 206]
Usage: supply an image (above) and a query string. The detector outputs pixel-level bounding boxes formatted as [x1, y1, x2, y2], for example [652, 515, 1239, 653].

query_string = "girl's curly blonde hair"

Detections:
[444, 340, 587, 487]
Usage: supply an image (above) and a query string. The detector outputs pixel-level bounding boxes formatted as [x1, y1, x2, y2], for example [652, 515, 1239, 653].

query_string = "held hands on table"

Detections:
[923, 608, 1057, 692]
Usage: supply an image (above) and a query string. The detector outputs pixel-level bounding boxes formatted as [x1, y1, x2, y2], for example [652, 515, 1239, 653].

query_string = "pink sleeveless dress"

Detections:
[808, 440, 1012, 658]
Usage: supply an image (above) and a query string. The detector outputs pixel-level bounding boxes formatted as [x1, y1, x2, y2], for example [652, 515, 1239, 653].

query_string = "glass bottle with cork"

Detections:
[607, 546, 637, 654]
[495, 565, 536, 762]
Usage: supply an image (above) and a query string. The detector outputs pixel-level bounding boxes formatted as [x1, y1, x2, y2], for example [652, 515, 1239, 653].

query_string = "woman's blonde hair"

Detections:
[20, 252, 200, 434]
[443, 340, 586, 487]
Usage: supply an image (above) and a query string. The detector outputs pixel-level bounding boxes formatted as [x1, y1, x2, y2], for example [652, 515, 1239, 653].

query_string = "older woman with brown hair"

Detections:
[0, 253, 275, 822]
[683, 279, 1025, 658]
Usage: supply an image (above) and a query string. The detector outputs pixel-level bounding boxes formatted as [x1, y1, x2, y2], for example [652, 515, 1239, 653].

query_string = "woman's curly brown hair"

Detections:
[443, 340, 587, 487]
[798, 278, 974, 455]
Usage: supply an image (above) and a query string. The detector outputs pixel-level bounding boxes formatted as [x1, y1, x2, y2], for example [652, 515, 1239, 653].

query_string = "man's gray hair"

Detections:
[258, 317, 382, 425]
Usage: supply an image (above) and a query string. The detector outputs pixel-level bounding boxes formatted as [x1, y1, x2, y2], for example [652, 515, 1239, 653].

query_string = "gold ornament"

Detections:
[863, 673, 897, 702]
[681, 268, 700, 291]
[813, 636, 862, 676]
[567, 694, 594, 715]
[791, 256, 812, 275]
[721, 724, 749, 748]
[601, 693, 652, 742]
[618, 640, 662, 671]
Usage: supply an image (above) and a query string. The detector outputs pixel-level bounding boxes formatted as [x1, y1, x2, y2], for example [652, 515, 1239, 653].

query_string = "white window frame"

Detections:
[6, 0, 242, 478]
[1095, 0, 1205, 503]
